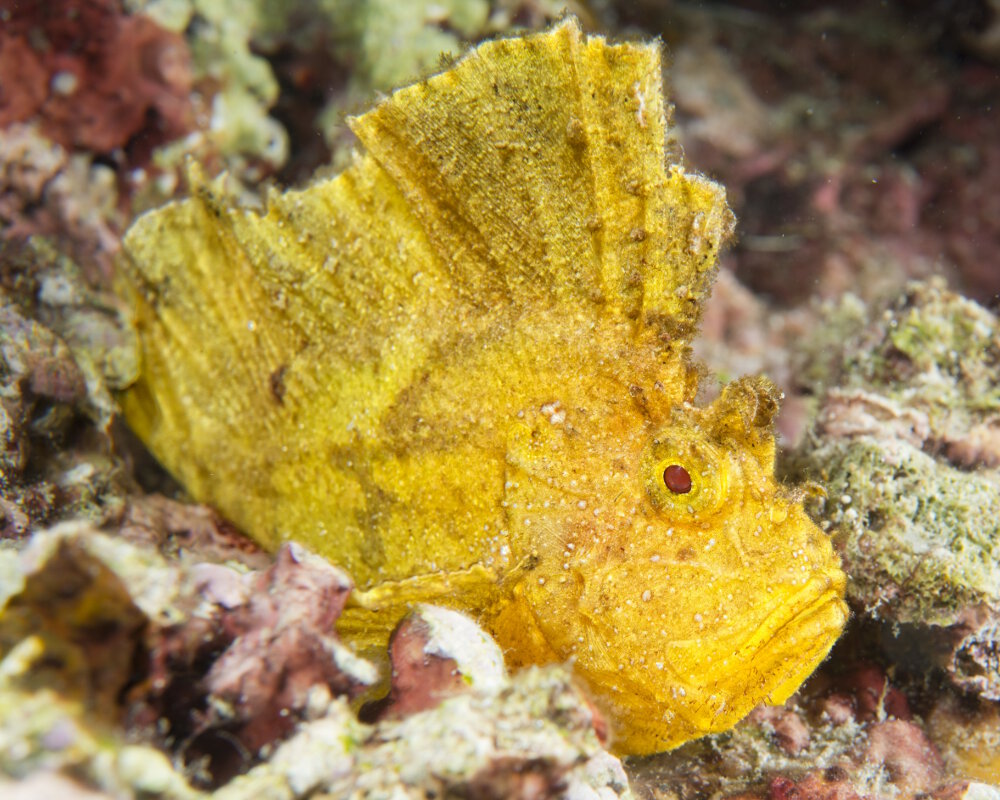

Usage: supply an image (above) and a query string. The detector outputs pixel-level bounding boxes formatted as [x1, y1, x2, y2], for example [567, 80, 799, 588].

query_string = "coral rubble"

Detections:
[0, 523, 627, 797]
[0, 247, 134, 537]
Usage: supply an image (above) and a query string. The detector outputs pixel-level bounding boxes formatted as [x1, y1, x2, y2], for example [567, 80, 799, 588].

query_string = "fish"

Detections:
[118, 19, 847, 755]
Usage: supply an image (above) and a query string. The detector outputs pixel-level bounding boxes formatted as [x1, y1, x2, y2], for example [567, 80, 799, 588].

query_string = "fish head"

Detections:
[498, 375, 847, 755]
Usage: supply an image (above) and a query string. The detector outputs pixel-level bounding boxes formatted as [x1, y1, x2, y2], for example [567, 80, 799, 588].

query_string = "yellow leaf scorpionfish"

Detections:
[119, 20, 848, 754]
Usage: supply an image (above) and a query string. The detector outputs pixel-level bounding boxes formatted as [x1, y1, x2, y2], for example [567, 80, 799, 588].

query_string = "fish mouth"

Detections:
[681, 567, 848, 733]
[585, 564, 848, 756]
[668, 567, 847, 726]
[599, 567, 848, 756]
[736, 566, 849, 705]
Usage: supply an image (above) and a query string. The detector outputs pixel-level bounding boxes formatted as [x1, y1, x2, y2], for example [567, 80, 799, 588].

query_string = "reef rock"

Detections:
[794, 279, 1000, 700]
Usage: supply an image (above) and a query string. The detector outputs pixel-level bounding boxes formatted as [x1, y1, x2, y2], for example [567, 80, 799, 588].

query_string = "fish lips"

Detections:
[666, 566, 848, 732]
[575, 562, 848, 756]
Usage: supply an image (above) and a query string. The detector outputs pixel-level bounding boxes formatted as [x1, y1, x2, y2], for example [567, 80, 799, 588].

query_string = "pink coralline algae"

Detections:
[0, 0, 193, 159]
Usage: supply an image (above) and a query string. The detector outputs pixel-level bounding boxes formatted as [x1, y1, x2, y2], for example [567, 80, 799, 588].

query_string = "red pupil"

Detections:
[663, 464, 692, 494]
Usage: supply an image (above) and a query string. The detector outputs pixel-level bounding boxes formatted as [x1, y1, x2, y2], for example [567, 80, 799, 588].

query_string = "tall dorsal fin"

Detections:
[349, 18, 732, 333]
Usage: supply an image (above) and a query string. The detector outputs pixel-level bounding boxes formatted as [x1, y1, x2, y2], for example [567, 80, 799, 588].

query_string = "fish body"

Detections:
[120, 20, 847, 754]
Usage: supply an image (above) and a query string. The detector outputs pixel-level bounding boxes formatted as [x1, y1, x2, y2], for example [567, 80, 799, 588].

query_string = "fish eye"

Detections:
[662, 464, 692, 494]
[643, 435, 730, 517]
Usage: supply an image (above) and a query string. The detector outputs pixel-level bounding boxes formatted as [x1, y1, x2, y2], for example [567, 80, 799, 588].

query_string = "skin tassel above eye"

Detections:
[117, 19, 847, 755]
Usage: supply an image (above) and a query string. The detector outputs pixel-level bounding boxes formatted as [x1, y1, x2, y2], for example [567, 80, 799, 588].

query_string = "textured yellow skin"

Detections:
[119, 21, 847, 754]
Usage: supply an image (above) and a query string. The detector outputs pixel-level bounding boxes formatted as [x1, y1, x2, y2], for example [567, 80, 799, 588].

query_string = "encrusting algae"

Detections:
[117, 19, 847, 755]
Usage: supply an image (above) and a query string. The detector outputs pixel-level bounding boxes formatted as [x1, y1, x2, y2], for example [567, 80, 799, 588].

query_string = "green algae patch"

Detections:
[793, 279, 1000, 700]
[817, 436, 1000, 625]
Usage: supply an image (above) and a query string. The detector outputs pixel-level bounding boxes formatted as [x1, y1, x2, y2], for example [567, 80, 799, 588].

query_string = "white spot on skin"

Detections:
[642, 590, 652, 602]
[540, 401, 565, 425]
[633, 80, 647, 128]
